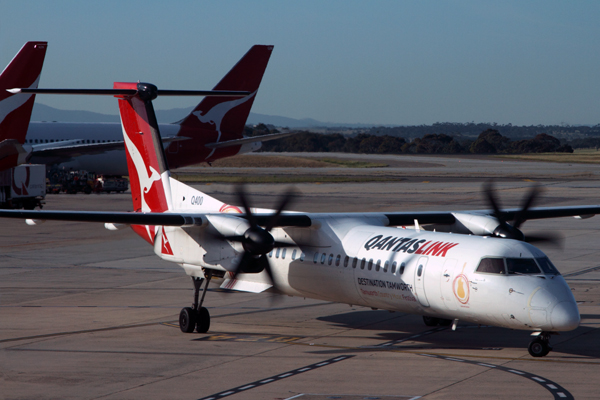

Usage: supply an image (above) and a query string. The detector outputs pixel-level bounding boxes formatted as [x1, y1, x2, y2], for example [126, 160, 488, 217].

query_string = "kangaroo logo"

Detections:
[0, 75, 40, 126]
[122, 128, 162, 212]
[11, 166, 30, 196]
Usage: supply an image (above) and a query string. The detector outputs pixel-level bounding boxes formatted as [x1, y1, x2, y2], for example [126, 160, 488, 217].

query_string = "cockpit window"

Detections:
[476, 258, 505, 274]
[506, 258, 541, 274]
[536, 257, 560, 275]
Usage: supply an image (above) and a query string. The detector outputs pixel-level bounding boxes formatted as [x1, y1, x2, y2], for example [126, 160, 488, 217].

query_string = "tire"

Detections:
[196, 307, 210, 333]
[179, 307, 197, 333]
[423, 316, 440, 327]
[528, 339, 550, 357]
[438, 318, 453, 326]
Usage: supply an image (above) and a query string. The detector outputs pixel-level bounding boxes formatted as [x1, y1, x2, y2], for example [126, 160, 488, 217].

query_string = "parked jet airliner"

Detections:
[2, 43, 288, 175]
[2, 81, 594, 358]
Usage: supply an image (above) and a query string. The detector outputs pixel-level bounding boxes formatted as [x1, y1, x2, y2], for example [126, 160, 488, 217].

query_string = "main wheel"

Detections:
[196, 307, 210, 333]
[179, 307, 197, 333]
[423, 316, 440, 326]
[528, 339, 550, 357]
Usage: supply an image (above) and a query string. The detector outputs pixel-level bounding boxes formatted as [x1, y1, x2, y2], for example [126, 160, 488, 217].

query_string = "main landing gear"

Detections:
[528, 332, 553, 357]
[179, 271, 213, 334]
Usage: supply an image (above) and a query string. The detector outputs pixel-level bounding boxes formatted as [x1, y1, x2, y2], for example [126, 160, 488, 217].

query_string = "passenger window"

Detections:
[352, 258, 358, 268]
[328, 254, 333, 265]
[344, 256, 349, 267]
[507, 258, 541, 274]
[291, 249, 297, 260]
[383, 261, 389, 273]
[476, 258, 505, 274]
[321, 253, 326, 264]
[268, 250, 273, 258]
[367, 259, 373, 271]
[276, 248, 281, 258]
[399, 263, 405, 275]
[300, 252, 305, 262]
[335, 255, 341, 266]
[375, 260, 381, 272]
[391, 261, 397, 274]
[536, 257, 560, 275]
[313, 253, 319, 263]
[282, 248, 287, 259]
[360, 258, 366, 269]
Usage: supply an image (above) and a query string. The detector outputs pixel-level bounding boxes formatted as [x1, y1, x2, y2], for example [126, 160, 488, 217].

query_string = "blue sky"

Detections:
[1, 1, 599, 125]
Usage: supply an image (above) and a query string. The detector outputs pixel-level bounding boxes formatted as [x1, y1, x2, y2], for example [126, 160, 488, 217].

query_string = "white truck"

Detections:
[0, 165, 46, 209]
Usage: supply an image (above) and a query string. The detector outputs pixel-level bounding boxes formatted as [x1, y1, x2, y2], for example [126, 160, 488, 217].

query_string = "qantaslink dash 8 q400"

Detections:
[1, 79, 594, 359]
[4, 44, 289, 176]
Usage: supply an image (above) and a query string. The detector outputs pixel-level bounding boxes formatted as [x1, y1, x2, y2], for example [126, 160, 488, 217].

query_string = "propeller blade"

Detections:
[524, 232, 564, 247]
[513, 185, 542, 230]
[236, 185, 257, 227]
[483, 180, 505, 224]
[266, 188, 297, 232]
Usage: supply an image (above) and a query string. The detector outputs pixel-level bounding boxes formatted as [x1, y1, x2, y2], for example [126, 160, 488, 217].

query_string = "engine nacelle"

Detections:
[429, 212, 501, 236]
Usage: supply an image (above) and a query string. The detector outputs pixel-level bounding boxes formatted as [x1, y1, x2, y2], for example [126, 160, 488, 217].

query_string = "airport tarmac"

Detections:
[1, 153, 600, 400]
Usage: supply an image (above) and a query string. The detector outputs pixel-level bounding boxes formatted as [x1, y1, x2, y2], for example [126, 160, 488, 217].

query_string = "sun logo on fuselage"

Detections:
[453, 263, 470, 305]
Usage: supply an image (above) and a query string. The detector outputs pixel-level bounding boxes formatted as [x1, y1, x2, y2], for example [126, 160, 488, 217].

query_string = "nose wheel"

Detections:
[528, 332, 553, 357]
[179, 272, 212, 334]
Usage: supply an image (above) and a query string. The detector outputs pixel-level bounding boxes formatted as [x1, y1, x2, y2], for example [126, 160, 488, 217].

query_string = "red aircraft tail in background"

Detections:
[168, 45, 274, 166]
[0, 41, 47, 171]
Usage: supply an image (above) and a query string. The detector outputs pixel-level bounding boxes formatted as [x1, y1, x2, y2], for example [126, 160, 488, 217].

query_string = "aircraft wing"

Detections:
[0, 209, 311, 227]
[2, 206, 599, 229]
[29, 136, 190, 159]
[204, 131, 296, 149]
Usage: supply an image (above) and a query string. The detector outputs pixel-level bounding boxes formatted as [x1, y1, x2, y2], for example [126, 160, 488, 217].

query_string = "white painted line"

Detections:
[445, 357, 464, 362]
[557, 392, 567, 398]
[419, 354, 437, 358]
[382, 343, 392, 346]
[532, 377, 545, 382]
[477, 363, 496, 368]
[316, 362, 329, 366]
[219, 391, 234, 396]
[547, 384, 558, 390]
[298, 367, 311, 372]
[333, 357, 346, 361]
[508, 369, 525, 375]
[261, 379, 274, 383]
[279, 373, 293, 378]
[239, 385, 255, 390]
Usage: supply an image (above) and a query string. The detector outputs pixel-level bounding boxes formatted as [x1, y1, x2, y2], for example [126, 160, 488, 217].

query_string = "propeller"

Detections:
[483, 181, 562, 246]
[222, 186, 297, 283]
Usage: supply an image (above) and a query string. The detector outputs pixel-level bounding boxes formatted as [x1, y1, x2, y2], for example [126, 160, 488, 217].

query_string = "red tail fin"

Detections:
[177, 45, 273, 140]
[0, 42, 47, 170]
[115, 82, 171, 214]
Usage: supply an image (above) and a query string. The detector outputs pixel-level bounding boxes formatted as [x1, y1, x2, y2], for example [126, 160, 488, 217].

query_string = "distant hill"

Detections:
[30, 103, 371, 128]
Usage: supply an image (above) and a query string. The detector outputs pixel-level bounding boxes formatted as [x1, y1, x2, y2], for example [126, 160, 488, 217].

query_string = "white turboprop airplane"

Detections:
[4, 44, 290, 176]
[2, 82, 594, 358]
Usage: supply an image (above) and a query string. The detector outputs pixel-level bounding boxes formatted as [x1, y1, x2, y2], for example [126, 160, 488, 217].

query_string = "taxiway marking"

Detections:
[197, 355, 354, 400]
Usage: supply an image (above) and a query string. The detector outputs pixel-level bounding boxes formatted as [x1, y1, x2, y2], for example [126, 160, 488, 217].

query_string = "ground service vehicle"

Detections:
[0, 164, 45, 209]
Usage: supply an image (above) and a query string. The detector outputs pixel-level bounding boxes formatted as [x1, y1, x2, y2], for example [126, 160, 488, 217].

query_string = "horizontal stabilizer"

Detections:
[8, 88, 251, 97]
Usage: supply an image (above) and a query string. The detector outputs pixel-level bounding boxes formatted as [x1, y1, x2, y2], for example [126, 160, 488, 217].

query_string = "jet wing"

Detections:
[204, 131, 296, 149]
[30, 136, 190, 158]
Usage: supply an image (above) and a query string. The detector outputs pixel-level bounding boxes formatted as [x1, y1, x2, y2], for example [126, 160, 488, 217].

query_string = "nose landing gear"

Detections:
[179, 271, 213, 334]
[528, 332, 553, 357]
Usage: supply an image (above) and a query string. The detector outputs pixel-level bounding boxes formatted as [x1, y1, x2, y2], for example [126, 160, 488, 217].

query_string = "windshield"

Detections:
[536, 257, 561, 275]
[506, 258, 541, 274]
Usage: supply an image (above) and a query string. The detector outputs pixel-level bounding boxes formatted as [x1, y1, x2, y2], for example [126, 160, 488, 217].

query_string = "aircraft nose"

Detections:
[551, 301, 580, 331]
